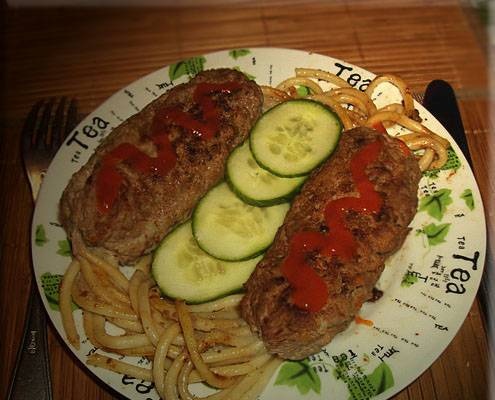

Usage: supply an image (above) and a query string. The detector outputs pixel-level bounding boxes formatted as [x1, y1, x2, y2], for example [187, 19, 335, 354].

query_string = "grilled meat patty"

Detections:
[60, 69, 263, 264]
[241, 127, 421, 360]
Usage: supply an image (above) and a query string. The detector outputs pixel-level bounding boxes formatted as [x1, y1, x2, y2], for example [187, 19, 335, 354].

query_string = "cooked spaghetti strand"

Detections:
[153, 322, 181, 398]
[60, 259, 81, 349]
[177, 300, 236, 388]
[87, 353, 153, 381]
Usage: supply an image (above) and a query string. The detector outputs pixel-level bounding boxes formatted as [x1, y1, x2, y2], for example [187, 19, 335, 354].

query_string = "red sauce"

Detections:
[281, 139, 384, 312]
[159, 81, 242, 140]
[372, 122, 411, 156]
[95, 134, 177, 213]
[396, 139, 412, 156]
[280, 231, 329, 312]
[95, 81, 241, 213]
[372, 122, 388, 135]
[355, 315, 374, 326]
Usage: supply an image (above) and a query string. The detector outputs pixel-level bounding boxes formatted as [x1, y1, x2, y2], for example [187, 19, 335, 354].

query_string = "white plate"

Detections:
[32, 47, 486, 400]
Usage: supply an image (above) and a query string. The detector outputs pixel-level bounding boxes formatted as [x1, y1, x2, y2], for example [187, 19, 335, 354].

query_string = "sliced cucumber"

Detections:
[192, 182, 289, 261]
[152, 221, 261, 303]
[226, 141, 306, 207]
[249, 99, 342, 177]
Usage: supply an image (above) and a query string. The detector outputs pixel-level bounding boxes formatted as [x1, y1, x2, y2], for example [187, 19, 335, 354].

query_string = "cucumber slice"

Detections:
[192, 183, 289, 261]
[226, 141, 306, 206]
[250, 99, 342, 177]
[152, 221, 261, 303]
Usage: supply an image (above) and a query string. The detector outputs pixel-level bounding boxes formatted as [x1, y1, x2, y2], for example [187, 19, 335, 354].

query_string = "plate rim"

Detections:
[31, 46, 487, 400]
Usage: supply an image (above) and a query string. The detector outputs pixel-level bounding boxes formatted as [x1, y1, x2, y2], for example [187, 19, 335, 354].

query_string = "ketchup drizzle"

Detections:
[95, 81, 241, 213]
[160, 81, 242, 140]
[281, 139, 384, 313]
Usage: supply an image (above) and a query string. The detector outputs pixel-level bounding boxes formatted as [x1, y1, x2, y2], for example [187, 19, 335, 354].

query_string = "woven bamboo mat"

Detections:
[2, 1, 489, 117]
[1, 1, 491, 399]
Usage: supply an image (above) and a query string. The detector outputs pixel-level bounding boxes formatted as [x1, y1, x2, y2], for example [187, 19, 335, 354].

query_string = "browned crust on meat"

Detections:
[240, 127, 421, 359]
[59, 69, 263, 264]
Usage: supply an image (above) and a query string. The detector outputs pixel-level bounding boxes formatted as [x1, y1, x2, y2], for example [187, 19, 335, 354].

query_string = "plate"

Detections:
[32, 47, 486, 400]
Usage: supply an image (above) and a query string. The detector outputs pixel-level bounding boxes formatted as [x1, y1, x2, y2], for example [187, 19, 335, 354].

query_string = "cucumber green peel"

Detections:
[226, 141, 306, 207]
[192, 183, 289, 261]
[249, 99, 342, 177]
[152, 221, 261, 303]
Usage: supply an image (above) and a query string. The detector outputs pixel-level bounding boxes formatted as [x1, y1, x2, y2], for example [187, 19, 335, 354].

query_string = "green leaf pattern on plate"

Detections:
[419, 188, 453, 221]
[366, 363, 394, 397]
[229, 49, 251, 59]
[401, 271, 419, 287]
[57, 239, 72, 257]
[41, 272, 78, 311]
[335, 361, 394, 400]
[274, 359, 321, 394]
[422, 148, 461, 178]
[168, 56, 206, 81]
[422, 222, 451, 246]
[460, 188, 475, 210]
[35, 224, 48, 246]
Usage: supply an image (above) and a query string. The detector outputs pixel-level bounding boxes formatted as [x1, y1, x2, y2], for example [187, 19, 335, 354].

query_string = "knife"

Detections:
[422, 80, 489, 320]
[422, 80, 472, 167]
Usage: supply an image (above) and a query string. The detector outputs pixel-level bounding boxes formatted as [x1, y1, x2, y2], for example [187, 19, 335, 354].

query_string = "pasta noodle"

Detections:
[92, 313, 153, 349]
[87, 353, 154, 382]
[365, 74, 415, 117]
[295, 67, 351, 88]
[60, 259, 81, 349]
[276, 76, 324, 94]
[79, 257, 130, 307]
[154, 323, 181, 398]
[177, 300, 236, 389]
[138, 279, 164, 345]
[188, 294, 243, 313]
[308, 94, 354, 130]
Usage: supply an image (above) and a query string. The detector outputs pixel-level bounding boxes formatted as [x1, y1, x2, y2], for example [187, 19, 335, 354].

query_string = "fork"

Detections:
[22, 97, 79, 199]
[8, 97, 79, 400]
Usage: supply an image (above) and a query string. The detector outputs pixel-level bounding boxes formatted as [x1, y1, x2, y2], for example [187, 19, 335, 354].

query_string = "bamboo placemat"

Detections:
[2, 2, 488, 117]
[1, 1, 491, 399]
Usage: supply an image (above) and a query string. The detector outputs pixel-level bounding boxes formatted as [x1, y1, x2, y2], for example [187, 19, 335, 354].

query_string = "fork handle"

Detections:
[7, 281, 53, 400]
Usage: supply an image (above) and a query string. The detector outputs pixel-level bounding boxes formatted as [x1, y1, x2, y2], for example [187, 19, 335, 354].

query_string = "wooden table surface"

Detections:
[1, 1, 492, 399]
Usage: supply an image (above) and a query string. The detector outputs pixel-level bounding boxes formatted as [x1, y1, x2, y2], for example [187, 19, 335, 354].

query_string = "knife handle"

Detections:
[7, 281, 53, 400]
[423, 79, 472, 167]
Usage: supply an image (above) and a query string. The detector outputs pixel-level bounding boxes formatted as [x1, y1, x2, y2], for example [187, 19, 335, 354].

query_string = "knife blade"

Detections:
[422, 79, 472, 167]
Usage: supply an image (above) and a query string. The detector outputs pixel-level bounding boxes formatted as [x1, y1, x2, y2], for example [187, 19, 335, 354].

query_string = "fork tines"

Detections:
[22, 97, 78, 158]
[21, 95, 79, 192]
